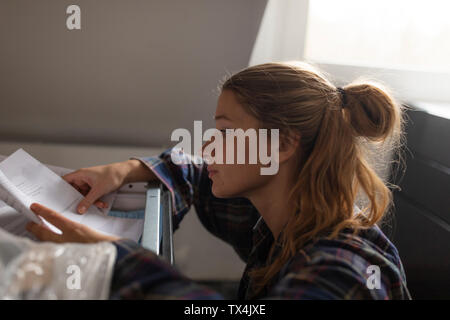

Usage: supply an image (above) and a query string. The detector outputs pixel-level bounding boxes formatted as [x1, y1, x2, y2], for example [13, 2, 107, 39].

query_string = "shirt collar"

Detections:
[252, 216, 271, 245]
[251, 216, 285, 261]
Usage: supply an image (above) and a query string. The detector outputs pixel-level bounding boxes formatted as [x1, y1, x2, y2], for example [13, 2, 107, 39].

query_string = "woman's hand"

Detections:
[26, 203, 120, 243]
[62, 160, 137, 214]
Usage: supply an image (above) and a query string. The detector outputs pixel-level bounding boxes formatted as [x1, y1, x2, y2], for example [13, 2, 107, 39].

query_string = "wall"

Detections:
[0, 0, 267, 147]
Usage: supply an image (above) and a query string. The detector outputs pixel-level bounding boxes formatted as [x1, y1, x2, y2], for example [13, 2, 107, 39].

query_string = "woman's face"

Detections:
[202, 90, 274, 199]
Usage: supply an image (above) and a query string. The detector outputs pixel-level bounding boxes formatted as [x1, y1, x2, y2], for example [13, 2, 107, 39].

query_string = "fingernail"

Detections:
[79, 206, 86, 214]
[30, 203, 37, 210]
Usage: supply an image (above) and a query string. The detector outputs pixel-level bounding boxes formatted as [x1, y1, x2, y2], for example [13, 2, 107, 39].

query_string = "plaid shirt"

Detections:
[109, 148, 411, 300]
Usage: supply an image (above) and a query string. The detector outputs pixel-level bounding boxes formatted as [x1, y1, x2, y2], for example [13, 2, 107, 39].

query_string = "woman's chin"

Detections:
[211, 185, 226, 198]
[211, 182, 232, 198]
[211, 183, 241, 199]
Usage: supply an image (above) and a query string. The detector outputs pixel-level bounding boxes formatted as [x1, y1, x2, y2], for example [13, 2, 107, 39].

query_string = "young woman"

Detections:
[26, 61, 411, 299]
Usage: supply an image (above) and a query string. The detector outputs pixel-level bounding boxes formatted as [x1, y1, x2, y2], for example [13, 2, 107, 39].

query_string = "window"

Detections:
[305, 0, 450, 73]
[250, 0, 450, 107]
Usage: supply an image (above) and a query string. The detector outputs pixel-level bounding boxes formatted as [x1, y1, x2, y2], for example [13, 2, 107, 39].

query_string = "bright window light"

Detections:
[305, 0, 450, 73]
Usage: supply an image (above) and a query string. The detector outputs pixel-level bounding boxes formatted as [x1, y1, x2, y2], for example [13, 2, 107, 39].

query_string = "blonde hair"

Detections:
[220, 61, 404, 293]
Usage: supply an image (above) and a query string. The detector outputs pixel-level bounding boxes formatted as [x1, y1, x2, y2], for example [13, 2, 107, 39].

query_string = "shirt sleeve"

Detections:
[109, 240, 386, 300]
[109, 239, 224, 299]
[132, 147, 260, 262]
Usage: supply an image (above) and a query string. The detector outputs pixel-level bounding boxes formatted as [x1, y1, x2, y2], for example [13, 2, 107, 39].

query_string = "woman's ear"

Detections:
[278, 131, 301, 164]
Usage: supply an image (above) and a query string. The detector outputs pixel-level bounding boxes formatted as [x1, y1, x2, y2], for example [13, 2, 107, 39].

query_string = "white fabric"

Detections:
[0, 227, 116, 300]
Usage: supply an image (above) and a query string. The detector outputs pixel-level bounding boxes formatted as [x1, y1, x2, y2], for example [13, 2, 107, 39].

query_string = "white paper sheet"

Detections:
[0, 200, 30, 237]
[0, 149, 144, 241]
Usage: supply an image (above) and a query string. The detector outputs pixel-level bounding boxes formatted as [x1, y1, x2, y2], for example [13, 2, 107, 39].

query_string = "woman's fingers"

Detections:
[94, 200, 108, 209]
[62, 170, 86, 184]
[76, 187, 105, 214]
[63, 172, 93, 191]
[30, 203, 75, 230]
[26, 222, 61, 242]
[62, 166, 117, 213]
[26, 202, 118, 244]
[61, 181, 107, 212]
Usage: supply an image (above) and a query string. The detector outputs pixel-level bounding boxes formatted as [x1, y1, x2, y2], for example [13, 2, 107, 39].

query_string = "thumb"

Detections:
[77, 187, 103, 214]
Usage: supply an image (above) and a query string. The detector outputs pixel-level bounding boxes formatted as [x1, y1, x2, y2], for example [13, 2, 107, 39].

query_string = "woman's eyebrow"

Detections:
[213, 114, 233, 121]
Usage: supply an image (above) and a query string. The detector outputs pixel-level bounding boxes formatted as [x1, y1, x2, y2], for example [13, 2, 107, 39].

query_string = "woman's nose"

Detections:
[201, 139, 215, 157]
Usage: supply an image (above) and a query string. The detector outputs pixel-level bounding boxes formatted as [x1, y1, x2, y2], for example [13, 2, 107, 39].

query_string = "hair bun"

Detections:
[343, 81, 402, 141]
